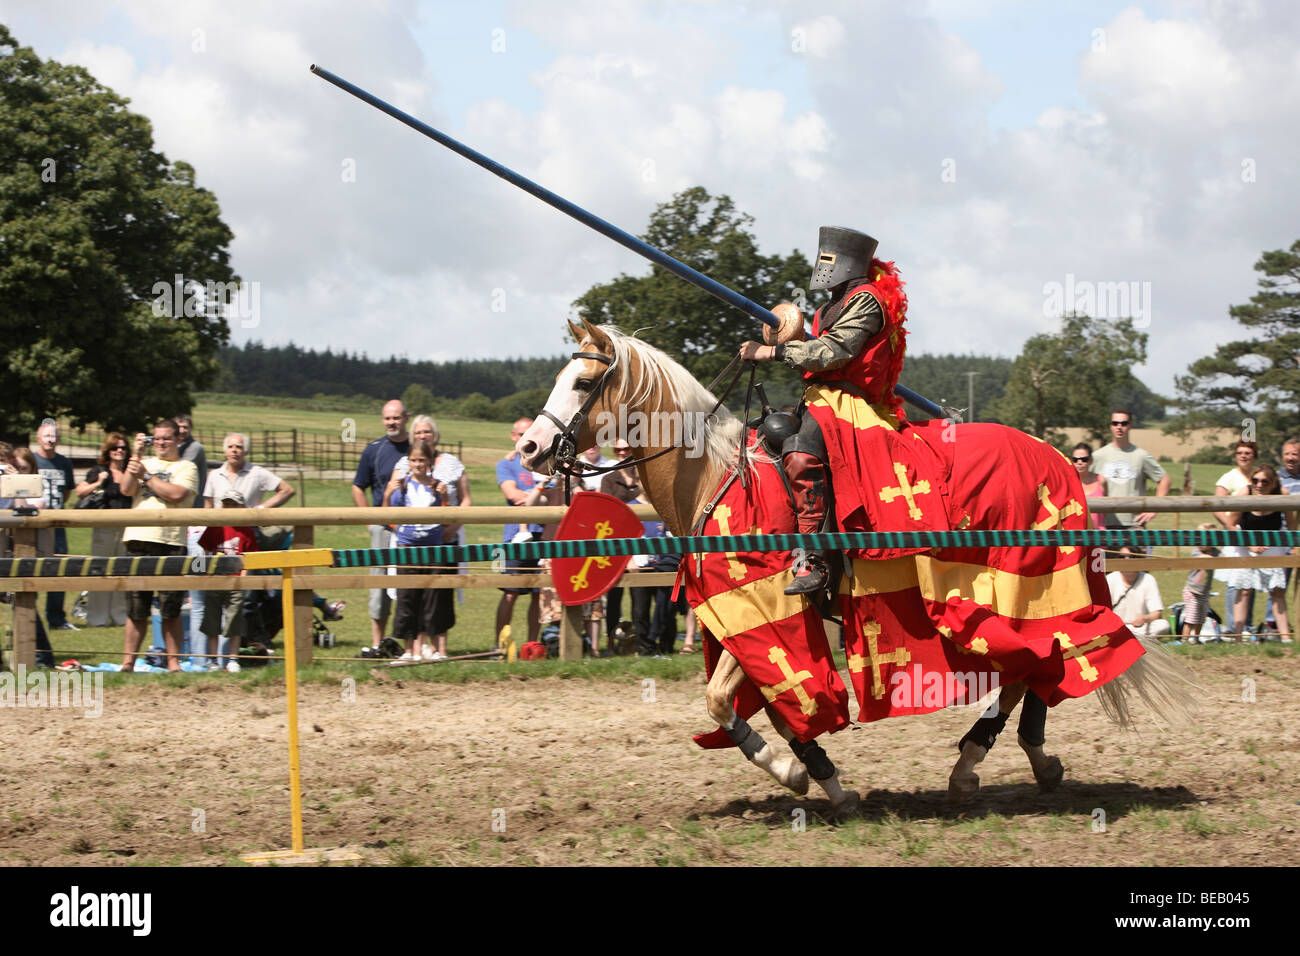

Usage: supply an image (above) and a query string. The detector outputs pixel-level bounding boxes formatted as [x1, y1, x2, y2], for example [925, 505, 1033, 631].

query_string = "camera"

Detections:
[141, 437, 153, 447]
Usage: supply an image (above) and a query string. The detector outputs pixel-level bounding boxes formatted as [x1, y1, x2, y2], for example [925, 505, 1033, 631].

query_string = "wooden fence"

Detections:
[3, 497, 1296, 669]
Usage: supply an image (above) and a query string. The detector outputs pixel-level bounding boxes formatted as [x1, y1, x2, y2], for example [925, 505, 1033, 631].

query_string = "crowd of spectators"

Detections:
[11, 402, 1297, 668]
[1072, 415, 1300, 644]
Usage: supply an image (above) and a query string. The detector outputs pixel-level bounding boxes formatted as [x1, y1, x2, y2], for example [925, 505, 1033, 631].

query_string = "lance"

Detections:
[310, 64, 946, 419]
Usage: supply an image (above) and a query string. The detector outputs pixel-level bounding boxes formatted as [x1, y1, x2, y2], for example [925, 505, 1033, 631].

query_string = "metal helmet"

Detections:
[809, 226, 878, 291]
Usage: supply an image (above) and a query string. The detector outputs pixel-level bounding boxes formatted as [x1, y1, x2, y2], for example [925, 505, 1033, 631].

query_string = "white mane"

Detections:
[597, 324, 746, 468]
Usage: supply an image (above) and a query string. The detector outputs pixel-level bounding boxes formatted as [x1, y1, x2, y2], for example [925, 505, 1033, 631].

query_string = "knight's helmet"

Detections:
[809, 226, 878, 291]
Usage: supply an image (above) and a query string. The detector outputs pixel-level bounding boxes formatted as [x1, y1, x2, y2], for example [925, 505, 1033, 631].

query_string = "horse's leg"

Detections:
[765, 707, 860, 813]
[706, 650, 808, 795]
[1016, 690, 1064, 792]
[948, 681, 1028, 802]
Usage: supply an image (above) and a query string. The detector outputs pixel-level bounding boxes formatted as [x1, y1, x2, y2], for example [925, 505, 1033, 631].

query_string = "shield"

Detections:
[551, 491, 644, 605]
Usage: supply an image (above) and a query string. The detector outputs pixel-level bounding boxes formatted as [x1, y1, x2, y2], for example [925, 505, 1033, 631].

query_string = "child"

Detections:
[1181, 524, 1220, 643]
[383, 440, 447, 661]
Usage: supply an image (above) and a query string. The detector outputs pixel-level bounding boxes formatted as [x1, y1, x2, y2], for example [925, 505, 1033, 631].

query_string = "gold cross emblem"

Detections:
[878, 462, 931, 520]
[760, 646, 818, 716]
[1033, 484, 1084, 554]
[847, 620, 912, 700]
[712, 504, 756, 582]
[1054, 632, 1109, 683]
[568, 520, 614, 591]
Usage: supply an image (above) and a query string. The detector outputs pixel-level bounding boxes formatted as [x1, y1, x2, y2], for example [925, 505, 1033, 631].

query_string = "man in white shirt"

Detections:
[203, 433, 295, 511]
[1091, 408, 1171, 531]
[1106, 545, 1171, 637]
[578, 444, 615, 492]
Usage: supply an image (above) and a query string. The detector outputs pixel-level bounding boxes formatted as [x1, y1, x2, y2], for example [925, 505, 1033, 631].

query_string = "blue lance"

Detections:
[310, 64, 946, 419]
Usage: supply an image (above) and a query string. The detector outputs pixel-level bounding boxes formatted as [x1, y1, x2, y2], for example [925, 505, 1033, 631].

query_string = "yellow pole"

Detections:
[282, 566, 305, 855]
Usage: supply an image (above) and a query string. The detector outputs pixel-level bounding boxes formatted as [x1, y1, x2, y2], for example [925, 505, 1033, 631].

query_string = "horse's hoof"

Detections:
[948, 771, 979, 803]
[829, 790, 861, 817]
[778, 757, 810, 796]
[1033, 756, 1064, 793]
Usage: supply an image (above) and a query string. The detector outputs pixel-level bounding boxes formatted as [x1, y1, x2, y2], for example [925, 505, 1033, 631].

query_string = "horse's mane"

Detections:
[598, 325, 746, 470]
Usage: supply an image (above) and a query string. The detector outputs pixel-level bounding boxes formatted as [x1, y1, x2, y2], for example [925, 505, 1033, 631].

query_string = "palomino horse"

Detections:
[517, 319, 1191, 812]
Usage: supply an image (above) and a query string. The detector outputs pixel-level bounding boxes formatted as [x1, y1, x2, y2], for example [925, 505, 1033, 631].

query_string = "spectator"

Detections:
[352, 400, 411, 647]
[196, 488, 259, 671]
[1091, 408, 1171, 538]
[1181, 523, 1220, 642]
[1278, 437, 1300, 494]
[204, 433, 295, 509]
[578, 444, 614, 491]
[74, 432, 132, 627]
[1106, 544, 1171, 638]
[1071, 442, 1107, 531]
[201, 434, 295, 669]
[119, 420, 199, 672]
[1212, 440, 1259, 634]
[5, 447, 56, 667]
[392, 415, 468, 652]
[496, 418, 541, 645]
[382, 440, 446, 661]
[175, 413, 208, 499]
[32, 419, 76, 630]
[1223, 464, 1295, 643]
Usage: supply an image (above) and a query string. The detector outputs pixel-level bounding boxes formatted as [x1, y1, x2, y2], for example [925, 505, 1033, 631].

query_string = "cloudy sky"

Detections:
[3, 0, 1296, 398]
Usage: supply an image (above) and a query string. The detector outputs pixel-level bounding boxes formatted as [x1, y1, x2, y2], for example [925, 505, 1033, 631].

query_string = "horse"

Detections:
[517, 318, 1192, 812]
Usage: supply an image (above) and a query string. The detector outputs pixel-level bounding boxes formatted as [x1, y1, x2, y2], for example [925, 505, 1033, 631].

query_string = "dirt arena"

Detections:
[2, 651, 1296, 867]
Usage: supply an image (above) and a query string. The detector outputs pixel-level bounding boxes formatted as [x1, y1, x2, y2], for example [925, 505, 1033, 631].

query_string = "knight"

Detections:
[739, 226, 913, 594]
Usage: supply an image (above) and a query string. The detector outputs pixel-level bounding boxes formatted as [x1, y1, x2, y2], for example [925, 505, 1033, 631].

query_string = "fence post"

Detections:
[292, 428, 298, 463]
[10, 529, 38, 669]
[291, 525, 315, 665]
[559, 603, 585, 661]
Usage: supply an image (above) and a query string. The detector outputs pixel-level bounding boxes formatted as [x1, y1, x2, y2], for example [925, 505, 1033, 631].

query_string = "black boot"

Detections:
[782, 451, 831, 596]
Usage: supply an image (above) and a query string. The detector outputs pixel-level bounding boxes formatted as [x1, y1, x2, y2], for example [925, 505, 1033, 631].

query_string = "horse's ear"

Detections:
[580, 317, 612, 352]
[567, 318, 586, 344]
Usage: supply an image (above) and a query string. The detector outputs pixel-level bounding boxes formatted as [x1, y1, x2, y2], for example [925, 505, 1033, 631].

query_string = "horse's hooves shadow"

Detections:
[702, 782, 1199, 825]
[858, 781, 1199, 822]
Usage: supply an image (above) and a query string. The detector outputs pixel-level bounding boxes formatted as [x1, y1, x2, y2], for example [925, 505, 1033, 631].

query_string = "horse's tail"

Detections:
[1095, 635, 1200, 730]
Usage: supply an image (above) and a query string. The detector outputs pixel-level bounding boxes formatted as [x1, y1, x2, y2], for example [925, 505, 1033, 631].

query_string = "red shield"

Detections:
[551, 491, 644, 606]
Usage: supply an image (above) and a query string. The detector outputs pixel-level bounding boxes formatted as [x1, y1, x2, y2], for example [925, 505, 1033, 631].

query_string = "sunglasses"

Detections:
[1072, 456, 1091, 463]
[1110, 420, 1131, 427]
[614, 447, 632, 455]
[111, 446, 127, 451]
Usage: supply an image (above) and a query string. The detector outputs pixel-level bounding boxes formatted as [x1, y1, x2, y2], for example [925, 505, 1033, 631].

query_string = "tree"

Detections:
[572, 187, 811, 406]
[1167, 240, 1300, 454]
[986, 313, 1160, 445]
[0, 25, 237, 440]
[401, 383, 435, 416]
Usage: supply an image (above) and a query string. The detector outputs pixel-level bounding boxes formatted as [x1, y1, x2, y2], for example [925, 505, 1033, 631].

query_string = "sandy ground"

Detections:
[2, 651, 1297, 866]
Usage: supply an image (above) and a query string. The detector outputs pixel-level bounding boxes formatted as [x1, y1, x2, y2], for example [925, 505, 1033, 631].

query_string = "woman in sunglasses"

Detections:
[1223, 464, 1295, 642]
[74, 433, 133, 626]
[1071, 442, 1107, 531]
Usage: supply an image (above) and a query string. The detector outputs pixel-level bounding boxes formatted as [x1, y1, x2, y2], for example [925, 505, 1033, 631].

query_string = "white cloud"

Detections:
[0, 0, 1294, 400]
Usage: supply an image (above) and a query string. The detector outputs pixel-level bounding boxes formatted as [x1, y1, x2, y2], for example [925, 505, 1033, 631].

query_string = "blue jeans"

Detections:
[188, 590, 208, 666]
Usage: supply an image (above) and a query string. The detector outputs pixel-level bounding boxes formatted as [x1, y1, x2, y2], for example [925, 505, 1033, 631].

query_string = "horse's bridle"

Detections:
[532, 349, 673, 503]
[531, 344, 752, 504]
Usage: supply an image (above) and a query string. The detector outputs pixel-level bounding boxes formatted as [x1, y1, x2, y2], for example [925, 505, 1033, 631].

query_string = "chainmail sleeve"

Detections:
[775, 291, 883, 372]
